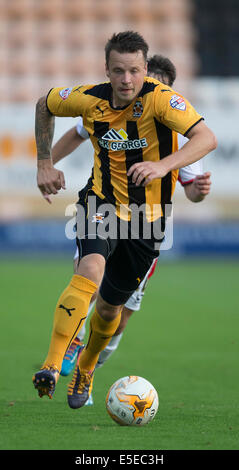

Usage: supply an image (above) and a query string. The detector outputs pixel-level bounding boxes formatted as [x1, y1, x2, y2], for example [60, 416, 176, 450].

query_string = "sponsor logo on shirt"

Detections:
[170, 94, 186, 111]
[59, 87, 72, 100]
[98, 128, 148, 151]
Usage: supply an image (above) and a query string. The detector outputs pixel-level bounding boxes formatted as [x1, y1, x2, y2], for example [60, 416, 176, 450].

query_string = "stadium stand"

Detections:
[1, 0, 238, 258]
[0, 0, 197, 102]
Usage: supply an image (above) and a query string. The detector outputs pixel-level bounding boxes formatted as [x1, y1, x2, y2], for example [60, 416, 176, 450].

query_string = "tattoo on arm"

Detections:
[35, 96, 55, 161]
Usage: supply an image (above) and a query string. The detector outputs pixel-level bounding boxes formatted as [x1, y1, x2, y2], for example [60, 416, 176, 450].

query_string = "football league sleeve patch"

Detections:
[153, 85, 204, 137]
[46, 85, 85, 117]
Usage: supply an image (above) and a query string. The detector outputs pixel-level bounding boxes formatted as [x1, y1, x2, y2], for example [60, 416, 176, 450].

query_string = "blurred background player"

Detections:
[49, 55, 212, 404]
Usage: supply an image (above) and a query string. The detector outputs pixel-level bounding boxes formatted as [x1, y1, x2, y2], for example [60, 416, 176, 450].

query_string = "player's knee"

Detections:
[91, 290, 98, 303]
[75, 253, 105, 285]
[115, 307, 133, 334]
[122, 306, 134, 322]
[96, 295, 122, 321]
[73, 257, 79, 274]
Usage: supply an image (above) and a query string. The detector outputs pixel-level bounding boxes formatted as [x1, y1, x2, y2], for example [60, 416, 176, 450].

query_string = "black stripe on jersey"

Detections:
[45, 88, 54, 114]
[125, 121, 146, 206]
[93, 121, 116, 205]
[84, 83, 112, 101]
[138, 81, 158, 97]
[154, 118, 173, 226]
[84, 81, 158, 102]
[83, 82, 127, 110]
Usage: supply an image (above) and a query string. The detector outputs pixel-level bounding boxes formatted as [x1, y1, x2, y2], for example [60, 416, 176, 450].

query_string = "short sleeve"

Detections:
[153, 86, 204, 136]
[179, 160, 203, 185]
[46, 85, 89, 117]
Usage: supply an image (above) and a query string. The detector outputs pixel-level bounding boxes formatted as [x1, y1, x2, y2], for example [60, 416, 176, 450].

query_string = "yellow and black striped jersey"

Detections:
[47, 77, 203, 221]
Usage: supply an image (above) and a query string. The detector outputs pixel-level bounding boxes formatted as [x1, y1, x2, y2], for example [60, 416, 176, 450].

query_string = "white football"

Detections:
[106, 375, 159, 426]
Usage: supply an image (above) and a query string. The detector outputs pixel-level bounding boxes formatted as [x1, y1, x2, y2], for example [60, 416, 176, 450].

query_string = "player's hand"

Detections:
[127, 161, 168, 186]
[193, 171, 211, 196]
[37, 160, 66, 204]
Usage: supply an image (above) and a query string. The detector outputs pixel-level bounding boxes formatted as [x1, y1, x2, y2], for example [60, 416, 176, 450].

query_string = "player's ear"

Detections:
[144, 60, 148, 76]
[105, 63, 110, 78]
[144, 61, 148, 76]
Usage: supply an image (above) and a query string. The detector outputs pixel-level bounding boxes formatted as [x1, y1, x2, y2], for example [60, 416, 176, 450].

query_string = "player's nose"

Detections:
[122, 72, 132, 84]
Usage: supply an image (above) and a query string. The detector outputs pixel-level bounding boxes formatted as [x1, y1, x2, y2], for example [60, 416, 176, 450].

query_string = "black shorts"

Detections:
[75, 189, 164, 306]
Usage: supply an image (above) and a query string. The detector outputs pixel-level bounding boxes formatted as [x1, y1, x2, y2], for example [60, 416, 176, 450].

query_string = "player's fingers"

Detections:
[131, 167, 142, 184]
[143, 173, 154, 186]
[196, 188, 210, 196]
[52, 173, 63, 191]
[195, 183, 211, 195]
[53, 179, 62, 190]
[38, 183, 50, 195]
[46, 182, 58, 194]
[127, 163, 136, 177]
[196, 180, 211, 190]
[135, 170, 149, 186]
[38, 176, 59, 194]
[195, 175, 211, 186]
[196, 172, 211, 181]
[127, 162, 142, 178]
[197, 183, 211, 190]
[38, 185, 52, 203]
[196, 180, 211, 187]
[59, 171, 66, 190]
[42, 193, 52, 204]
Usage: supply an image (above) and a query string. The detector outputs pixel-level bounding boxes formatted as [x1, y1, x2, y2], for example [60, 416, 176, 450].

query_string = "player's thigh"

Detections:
[76, 191, 111, 259]
[75, 190, 116, 284]
[75, 253, 105, 285]
[100, 239, 159, 306]
[124, 257, 158, 311]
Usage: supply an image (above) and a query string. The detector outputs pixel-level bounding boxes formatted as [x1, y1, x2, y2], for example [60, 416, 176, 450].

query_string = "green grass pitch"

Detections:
[0, 257, 238, 450]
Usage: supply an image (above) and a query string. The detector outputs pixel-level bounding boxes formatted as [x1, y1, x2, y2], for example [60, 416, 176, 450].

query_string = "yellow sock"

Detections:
[43, 274, 97, 371]
[79, 308, 121, 373]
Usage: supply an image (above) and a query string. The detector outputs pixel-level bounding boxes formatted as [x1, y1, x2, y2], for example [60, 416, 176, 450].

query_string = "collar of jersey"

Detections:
[109, 82, 146, 111]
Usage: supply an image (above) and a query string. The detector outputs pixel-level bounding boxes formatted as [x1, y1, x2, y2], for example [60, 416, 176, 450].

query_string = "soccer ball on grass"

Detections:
[106, 375, 158, 426]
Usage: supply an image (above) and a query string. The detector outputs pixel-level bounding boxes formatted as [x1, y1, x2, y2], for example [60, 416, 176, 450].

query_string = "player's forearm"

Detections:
[160, 123, 217, 175]
[183, 183, 205, 202]
[35, 96, 55, 166]
[52, 127, 84, 164]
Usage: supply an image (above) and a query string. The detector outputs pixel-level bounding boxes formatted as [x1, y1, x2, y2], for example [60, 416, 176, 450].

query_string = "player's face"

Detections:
[106, 50, 147, 108]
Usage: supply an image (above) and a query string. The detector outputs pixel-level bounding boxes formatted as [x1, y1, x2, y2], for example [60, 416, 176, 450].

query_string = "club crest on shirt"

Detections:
[92, 213, 104, 224]
[59, 87, 72, 100]
[133, 100, 144, 117]
[170, 94, 186, 111]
